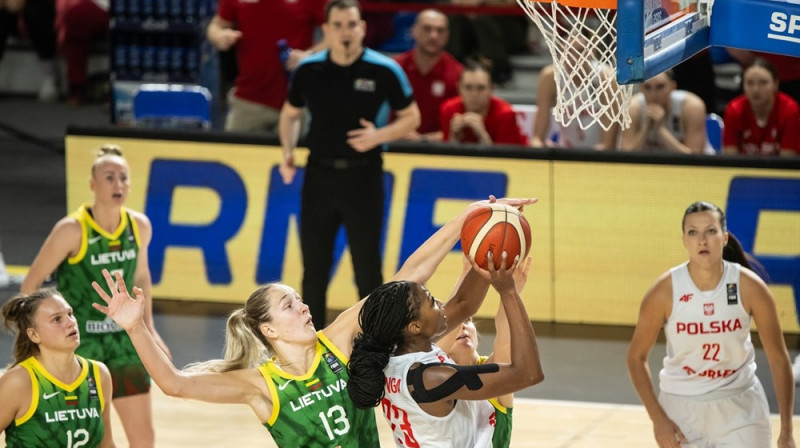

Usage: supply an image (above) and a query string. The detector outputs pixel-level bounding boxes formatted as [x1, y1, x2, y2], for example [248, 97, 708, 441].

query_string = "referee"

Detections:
[278, 0, 420, 329]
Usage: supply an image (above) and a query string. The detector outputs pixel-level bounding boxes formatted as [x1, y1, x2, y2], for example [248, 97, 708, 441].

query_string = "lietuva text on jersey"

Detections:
[90, 248, 137, 265]
[45, 408, 101, 423]
[288, 379, 347, 412]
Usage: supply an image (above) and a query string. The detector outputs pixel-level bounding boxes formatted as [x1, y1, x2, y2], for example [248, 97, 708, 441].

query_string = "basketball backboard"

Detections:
[617, 0, 800, 84]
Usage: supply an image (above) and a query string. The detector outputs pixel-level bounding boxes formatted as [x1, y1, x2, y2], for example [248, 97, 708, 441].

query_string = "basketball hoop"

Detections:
[516, 0, 633, 130]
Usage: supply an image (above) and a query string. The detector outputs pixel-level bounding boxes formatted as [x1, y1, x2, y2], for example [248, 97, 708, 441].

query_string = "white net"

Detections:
[516, 0, 633, 130]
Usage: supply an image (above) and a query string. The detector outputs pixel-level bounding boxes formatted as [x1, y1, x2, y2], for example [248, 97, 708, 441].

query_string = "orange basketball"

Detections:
[460, 204, 531, 270]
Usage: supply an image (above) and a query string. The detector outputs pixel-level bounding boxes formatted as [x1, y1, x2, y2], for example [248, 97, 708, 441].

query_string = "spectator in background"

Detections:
[532, 63, 619, 150]
[0, 0, 59, 102]
[621, 70, 711, 154]
[55, 0, 108, 105]
[723, 58, 799, 157]
[727, 49, 800, 104]
[207, 0, 327, 133]
[278, 0, 420, 329]
[446, 0, 527, 85]
[395, 9, 463, 142]
[441, 60, 527, 145]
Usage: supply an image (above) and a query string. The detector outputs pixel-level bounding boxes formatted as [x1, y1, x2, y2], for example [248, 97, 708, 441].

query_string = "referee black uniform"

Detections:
[288, 47, 414, 328]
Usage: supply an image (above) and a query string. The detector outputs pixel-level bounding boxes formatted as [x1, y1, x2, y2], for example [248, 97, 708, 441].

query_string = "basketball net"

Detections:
[517, 0, 633, 130]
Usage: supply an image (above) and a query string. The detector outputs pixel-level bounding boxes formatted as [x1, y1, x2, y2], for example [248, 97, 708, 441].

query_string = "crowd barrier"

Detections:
[66, 126, 800, 332]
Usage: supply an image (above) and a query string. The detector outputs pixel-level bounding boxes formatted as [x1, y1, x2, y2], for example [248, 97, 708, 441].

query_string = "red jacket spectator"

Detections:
[723, 92, 799, 156]
[211, 0, 326, 131]
[440, 95, 527, 145]
[394, 50, 462, 135]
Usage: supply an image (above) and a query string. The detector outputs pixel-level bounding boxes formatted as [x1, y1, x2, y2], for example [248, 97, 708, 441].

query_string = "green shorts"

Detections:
[77, 330, 151, 398]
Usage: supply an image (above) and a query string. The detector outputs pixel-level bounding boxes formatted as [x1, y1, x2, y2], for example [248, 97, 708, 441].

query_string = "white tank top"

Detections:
[635, 90, 716, 154]
[659, 261, 756, 396]
[382, 346, 495, 447]
[559, 61, 605, 148]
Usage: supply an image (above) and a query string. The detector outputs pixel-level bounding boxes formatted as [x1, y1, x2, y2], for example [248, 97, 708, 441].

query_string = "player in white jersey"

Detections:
[627, 201, 796, 448]
[347, 250, 544, 448]
[621, 70, 713, 154]
[437, 256, 533, 448]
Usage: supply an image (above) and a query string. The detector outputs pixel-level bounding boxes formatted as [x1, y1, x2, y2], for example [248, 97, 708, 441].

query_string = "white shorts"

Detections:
[658, 381, 771, 447]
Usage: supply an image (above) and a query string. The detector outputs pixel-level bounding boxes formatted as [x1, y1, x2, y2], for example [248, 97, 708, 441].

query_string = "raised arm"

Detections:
[322, 196, 538, 356]
[626, 273, 687, 447]
[414, 253, 543, 413]
[130, 211, 170, 360]
[21, 217, 81, 294]
[486, 256, 531, 407]
[742, 270, 795, 448]
[91, 270, 272, 420]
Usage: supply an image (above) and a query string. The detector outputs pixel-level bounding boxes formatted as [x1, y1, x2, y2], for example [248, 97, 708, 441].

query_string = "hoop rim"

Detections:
[521, 0, 616, 10]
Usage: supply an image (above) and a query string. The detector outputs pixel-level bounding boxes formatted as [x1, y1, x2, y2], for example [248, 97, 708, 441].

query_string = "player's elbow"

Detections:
[526, 368, 545, 387]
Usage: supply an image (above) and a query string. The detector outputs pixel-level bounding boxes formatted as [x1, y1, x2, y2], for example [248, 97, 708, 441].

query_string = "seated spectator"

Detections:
[723, 58, 799, 157]
[446, 0, 528, 85]
[727, 49, 800, 104]
[0, 0, 59, 101]
[620, 69, 711, 154]
[395, 9, 463, 142]
[55, 0, 108, 105]
[532, 63, 619, 150]
[207, 0, 327, 133]
[440, 60, 527, 145]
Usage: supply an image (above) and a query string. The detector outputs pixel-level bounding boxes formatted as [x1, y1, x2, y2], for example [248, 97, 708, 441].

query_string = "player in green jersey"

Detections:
[21, 145, 169, 448]
[90, 196, 534, 447]
[1, 288, 115, 448]
[437, 256, 533, 447]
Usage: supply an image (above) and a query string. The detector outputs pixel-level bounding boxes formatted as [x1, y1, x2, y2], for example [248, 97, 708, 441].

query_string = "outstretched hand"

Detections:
[91, 269, 146, 333]
[469, 251, 520, 293]
[471, 195, 538, 213]
[513, 256, 533, 293]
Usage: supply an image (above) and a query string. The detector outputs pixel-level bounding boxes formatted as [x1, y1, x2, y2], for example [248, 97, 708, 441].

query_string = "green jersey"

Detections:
[489, 398, 513, 448]
[4, 356, 106, 448]
[57, 205, 141, 363]
[479, 356, 513, 448]
[258, 332, 379, 448]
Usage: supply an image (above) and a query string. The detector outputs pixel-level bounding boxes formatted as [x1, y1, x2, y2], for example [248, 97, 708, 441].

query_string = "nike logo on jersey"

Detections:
[278, 380, 294, 391]
[88, 235, 104, 244]
[43, 391, 60, 400]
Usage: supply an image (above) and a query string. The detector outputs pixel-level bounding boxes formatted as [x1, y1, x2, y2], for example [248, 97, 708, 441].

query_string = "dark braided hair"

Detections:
[682, 201, 769, 281]
[347, 281, 421, 409]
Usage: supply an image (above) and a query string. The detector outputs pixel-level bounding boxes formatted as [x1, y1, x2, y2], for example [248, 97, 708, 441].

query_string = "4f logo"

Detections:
[679, 293, 693, 302]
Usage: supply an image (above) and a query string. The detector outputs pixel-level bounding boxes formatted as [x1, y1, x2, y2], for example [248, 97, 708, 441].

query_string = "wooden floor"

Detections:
[3, 385, 795, 447]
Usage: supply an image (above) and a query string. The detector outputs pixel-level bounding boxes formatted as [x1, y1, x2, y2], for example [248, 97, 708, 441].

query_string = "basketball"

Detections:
[460, 204, 531, 270]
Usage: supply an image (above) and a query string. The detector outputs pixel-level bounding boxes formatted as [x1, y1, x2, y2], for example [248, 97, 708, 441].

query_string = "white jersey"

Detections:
[558, 61, 605, 148]
[382, 346, 495, 447]
[635, 91, 716, 154]
[659, 261, 757, 396]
